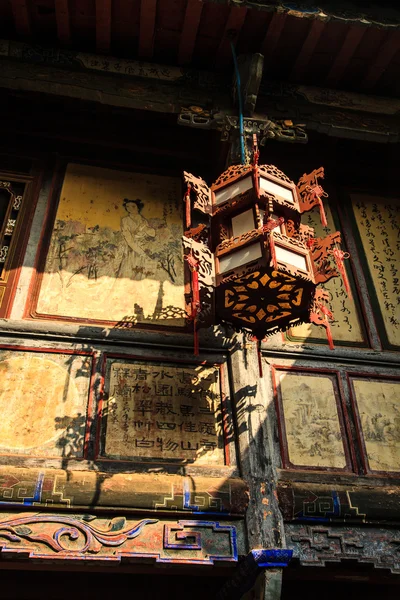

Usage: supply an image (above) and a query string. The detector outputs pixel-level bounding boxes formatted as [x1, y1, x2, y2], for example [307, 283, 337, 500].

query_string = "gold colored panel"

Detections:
[352, 378, 400, 472]
[278, 372, 346, 469]
[0, 286, 4, 308]
[351, 195, 400, 347]
[290, 203, 364, 344]
[101, 361, 225, 465]
[0, 350, 91, 457]
[37, 164, 185, 325]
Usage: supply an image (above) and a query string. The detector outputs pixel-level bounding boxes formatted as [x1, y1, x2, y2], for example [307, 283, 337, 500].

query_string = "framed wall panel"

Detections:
[348, 194, 400, 350]
[29, 162, 188, 330]
[97, 355, 232, 466]
[0, 346, 94, 459]
[348, 374, 400, 475]
[272, 366, 354, 473]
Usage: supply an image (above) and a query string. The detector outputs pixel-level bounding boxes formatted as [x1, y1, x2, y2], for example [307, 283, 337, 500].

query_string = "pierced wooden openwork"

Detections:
[182, 146, 350, 347]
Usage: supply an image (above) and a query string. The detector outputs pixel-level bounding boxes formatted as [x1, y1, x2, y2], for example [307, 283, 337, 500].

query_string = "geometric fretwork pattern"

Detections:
[218, 269, 314, 337]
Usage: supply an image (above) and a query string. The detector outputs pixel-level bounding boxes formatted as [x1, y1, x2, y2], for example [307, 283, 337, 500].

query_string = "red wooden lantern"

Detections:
[182, 161, 349, 347]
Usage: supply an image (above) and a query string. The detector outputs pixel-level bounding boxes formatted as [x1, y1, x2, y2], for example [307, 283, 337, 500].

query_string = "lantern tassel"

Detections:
[318, 196, 328, 228]
[184, 253, 200, 356]
[320, 304, 335, 350]
[269, 234, 277, 270]
[332, 247, 352, 298]
[185, 184, 191, 230]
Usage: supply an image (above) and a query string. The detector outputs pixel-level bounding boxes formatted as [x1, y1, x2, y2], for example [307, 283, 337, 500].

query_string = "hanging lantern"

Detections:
[182, 161, 350, 347]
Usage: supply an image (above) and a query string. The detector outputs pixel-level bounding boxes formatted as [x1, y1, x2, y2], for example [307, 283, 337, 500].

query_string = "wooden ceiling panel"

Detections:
[361, 30, 400, 89]
[70, 0, 96, 45]
[96, 0, 111, 53]
[178, 0, 203, 65]
[215, 5, 248, 68]
[194, 1, 230, 64]
[111, 0, 139, 54]
[325, 25, 367, 86]
[235, 8, 269, 55]
[157, 0, 186, 32]
[261, 12, 287, 68]
[289, 19, 326, 81]
[138, 0, 157, 58]
[10, 0, 31, 36]
[54, 0, 71, 44]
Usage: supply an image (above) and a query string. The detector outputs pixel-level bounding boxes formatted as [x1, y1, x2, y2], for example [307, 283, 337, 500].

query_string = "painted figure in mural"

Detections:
[117, 198, 156, 280]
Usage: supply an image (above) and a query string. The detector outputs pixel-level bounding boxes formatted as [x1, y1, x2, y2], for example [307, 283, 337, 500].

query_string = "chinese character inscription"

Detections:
[101, 361, 225, 464]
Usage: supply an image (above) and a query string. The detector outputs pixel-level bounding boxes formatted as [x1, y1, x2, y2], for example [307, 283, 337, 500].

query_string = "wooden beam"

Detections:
[215, 6, 248, 68]
[362, 30, 400, 89]
[290, 19, 325, 81]
[261, 12, 287, 66]
[139, 0, 157, 59]
[178, 0, 203, 65]
[325, 25, 366, 86]
[96, 0, 112, 53]
[11, 0, 31, 37]
[54, 0, 71, 45]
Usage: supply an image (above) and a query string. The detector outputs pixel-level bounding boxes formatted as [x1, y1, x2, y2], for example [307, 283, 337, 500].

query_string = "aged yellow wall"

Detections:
[0, 350, 91, 457]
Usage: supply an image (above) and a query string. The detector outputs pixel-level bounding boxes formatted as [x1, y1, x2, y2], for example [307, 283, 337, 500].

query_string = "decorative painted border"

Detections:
[347, 372, 400, 477]
[0, 513, 240, 565]
[0, 344, 96, 460]
[272, 365, 356, 474]
[95, 353, 234, 468]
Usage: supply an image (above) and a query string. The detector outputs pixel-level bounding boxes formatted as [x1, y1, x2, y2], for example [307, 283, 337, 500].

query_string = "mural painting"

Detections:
[351, 377, 400, 472]
[100, 360, 225, 465]
[351, 195, 400, 347]
[276, 371, 347, 469]
[0, 349, 91, 457]
[288, 202, 364, 345]
[36, 163, 185, 325]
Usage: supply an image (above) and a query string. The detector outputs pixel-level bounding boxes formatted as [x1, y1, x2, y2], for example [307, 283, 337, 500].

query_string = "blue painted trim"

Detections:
[23, 471, 44, 506]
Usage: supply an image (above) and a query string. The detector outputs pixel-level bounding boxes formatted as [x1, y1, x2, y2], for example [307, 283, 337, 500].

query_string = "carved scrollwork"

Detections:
[297, 167, 328, 213]
[183, 171, 212, 215]
[211, 164, 252, 189]
[310, 231, 341, 284]
[182, 236, 215, 325]
[13, 195, 23, 210]
[258, 164, 294, 186]
[216, 228, 261, 254]
[0, 514, 157, 554]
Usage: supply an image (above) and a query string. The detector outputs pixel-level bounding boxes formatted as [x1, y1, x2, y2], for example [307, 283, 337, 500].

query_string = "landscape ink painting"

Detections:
[36, 163, 185, 325]
[277, 371, 347, 469]
[351, 378, 400, 473]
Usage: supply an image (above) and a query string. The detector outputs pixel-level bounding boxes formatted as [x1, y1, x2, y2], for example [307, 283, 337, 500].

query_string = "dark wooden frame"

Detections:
[347, 372, 400, 477]
[0, 344, 96, 461]
[26, 158, 191, 333]
[95, 352, 234, 468]
[272, 365, 356, 474]
[0, 164, 43, 318]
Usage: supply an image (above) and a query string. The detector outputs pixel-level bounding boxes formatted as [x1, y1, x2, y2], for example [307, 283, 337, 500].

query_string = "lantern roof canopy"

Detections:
[211, 163, 295, 190]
